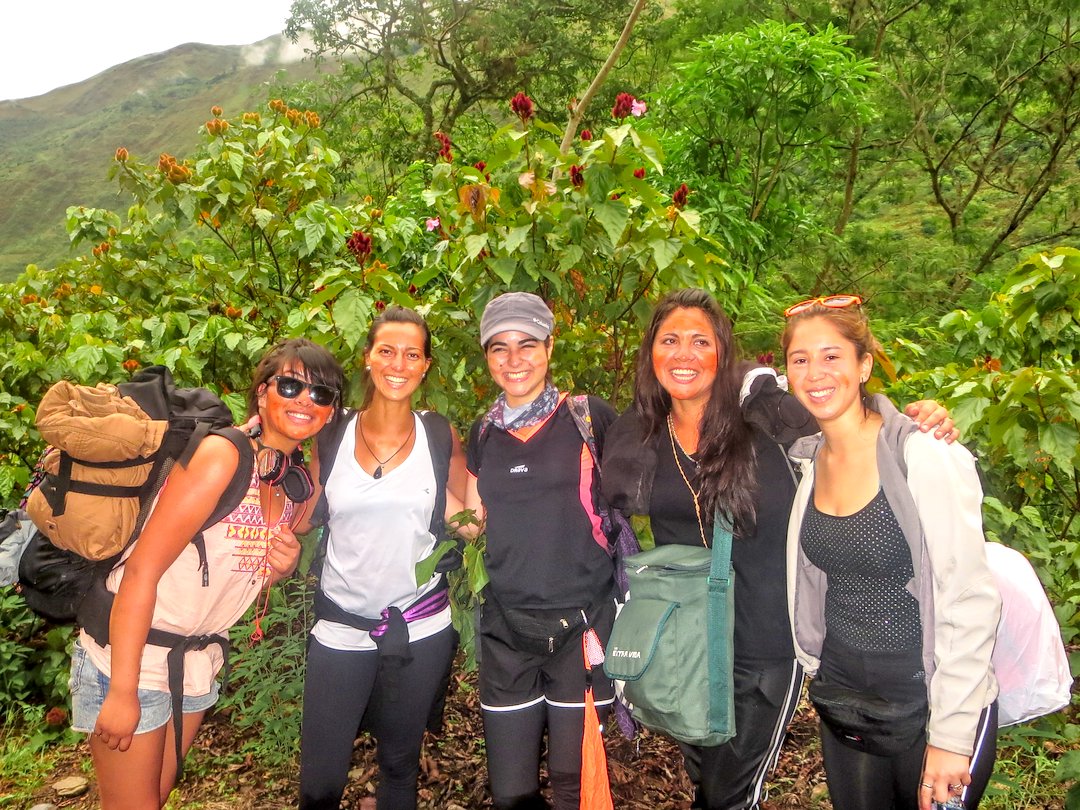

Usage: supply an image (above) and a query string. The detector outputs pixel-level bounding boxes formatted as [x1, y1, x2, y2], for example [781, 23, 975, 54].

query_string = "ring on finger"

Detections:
[921, 782, 933, 790]
[949, 783, 964, 791]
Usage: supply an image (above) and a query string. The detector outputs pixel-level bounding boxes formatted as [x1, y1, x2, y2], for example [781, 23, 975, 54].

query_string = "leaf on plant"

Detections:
[464, 234, 489, 261]
[649, 238, 679, 272]
[415, 539, 458, 586]
[252, 208, 274, 230]
[503, 224, 531, 254]
[594, 201, 630, 246]
[332, 289, 371, 351]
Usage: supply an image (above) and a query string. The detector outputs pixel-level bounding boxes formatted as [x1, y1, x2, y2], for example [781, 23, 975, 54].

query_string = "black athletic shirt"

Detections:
[467, 396, 617, 610]
[650, 422, 797, 664]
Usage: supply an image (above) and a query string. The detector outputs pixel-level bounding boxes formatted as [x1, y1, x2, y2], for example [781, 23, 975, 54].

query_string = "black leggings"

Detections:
[298, 626, 457, 810]
[818, 639, 997, 810]
[679, 658, 804, 810]
[483, 699, 612, 810]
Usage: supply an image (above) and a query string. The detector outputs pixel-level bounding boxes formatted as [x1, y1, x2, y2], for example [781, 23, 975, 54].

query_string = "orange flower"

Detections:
[210, 105, 223, 116]
[305, 110, 320, 127]
[114, 147, 128, 162]
[458, 184, 489, 222]
[168, 165, 192, 184]
[122, 359, 140, 372]
[569, 268, 587, 298]
[89, 284, 103, 295]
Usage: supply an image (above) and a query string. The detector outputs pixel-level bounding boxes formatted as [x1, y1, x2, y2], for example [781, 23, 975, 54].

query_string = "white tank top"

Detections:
[313, 411, 451, 651]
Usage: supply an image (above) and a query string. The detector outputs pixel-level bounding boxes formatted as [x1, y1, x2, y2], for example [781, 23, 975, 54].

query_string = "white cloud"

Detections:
[1, 0, 298, 101]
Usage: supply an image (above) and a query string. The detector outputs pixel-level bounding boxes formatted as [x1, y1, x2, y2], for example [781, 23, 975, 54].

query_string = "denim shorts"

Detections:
[69, 639, 219, 734]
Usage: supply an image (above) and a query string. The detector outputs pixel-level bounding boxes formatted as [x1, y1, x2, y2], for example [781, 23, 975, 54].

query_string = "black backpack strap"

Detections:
[185, 427, 253, 587]
[312, 409, 353, 528]
[419, 411, 452, 538]
[158, 627, 229, 782]
[81, 579, 228, 784]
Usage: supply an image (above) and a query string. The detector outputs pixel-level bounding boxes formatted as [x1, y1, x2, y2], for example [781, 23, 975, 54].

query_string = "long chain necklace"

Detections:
[358, 411, 415, 479]
[667, 414, 708, 547]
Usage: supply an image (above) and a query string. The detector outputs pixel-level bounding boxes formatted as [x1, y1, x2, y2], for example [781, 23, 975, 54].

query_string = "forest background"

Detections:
[1, 0, 1079, 806]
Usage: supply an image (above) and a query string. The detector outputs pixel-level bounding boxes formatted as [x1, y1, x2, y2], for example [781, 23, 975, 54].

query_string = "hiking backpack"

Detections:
[17, 366, 254, 623]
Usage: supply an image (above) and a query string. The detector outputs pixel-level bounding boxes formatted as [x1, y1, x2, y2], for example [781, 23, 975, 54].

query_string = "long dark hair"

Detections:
[360, 306, 432, 409]
[633, 289, 757, 531]
[247, 338, 345, 420]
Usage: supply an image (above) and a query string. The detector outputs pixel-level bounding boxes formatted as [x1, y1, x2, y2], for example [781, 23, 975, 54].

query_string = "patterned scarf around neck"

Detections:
[481, 383, 561, 432]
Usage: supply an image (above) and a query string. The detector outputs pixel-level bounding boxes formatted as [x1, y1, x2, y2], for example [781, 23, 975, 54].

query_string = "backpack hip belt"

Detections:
[79, 579, 230, 782]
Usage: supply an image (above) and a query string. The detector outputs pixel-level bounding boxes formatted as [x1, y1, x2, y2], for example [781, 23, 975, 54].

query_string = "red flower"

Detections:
[409, 284, 419, 295]
[612, 92, 635, 120]
[672, 183, 690, 209]
[375, 300, 386, 311]
[580, 129, 592, 141]
[633, 167, 646, 179]
[45, 707, 68, 726]
[757, 352, 775, 366]
[346, 230, 372, 264]
[434, 131, 453, 162]
[510, 92, 535, 123]
[569, 165, 585, 188]
[473, 161, 486, 172]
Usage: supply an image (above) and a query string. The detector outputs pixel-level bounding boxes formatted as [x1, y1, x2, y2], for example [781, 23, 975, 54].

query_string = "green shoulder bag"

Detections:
[603, 514, 735, 746]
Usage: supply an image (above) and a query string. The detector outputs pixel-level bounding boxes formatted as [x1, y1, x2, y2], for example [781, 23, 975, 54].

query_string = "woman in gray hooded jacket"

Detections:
[782, 296, 999, 810]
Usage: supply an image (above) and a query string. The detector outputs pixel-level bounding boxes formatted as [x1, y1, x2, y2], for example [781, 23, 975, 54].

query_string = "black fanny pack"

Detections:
[808, 678, 927, 757]
[488, 593, 591, 656]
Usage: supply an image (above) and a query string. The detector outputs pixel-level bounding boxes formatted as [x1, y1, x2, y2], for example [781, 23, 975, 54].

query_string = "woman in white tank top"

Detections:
[297, 306, 468, 810]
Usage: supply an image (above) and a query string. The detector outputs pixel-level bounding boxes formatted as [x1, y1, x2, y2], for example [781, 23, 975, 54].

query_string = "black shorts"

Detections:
[478, 596, 616, 711]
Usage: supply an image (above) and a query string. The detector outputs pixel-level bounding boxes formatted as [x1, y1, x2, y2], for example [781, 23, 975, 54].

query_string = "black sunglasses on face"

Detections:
[272, 375, 339, 407]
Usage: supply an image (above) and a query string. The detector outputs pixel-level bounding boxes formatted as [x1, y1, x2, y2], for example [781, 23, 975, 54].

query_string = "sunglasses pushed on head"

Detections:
[783, 294, 862, 319]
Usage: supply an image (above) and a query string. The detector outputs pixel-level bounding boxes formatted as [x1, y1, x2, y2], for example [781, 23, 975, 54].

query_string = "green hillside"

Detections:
[0, 35, 324, 281]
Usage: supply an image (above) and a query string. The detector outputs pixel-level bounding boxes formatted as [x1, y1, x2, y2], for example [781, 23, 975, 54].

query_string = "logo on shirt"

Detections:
[509, 464, 529, 474]
[610, 646, 641, 659]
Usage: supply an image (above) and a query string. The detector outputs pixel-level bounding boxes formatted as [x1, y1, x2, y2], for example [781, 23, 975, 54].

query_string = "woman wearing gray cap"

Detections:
[463, 292, 619, 809]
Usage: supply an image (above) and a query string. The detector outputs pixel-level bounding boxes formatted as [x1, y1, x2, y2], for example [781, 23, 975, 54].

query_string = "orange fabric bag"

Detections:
[580, 628, 614, 810]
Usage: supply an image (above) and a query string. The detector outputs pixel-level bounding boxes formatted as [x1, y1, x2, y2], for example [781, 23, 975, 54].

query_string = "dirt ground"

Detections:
[25, 668, 834, 809]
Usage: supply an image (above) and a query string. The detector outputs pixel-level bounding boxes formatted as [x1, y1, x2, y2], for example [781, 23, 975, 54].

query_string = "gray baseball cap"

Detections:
[479, 292, 555, 347]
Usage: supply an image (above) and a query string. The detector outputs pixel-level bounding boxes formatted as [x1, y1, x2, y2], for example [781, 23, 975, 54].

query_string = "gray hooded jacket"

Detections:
[786, 394, 1000, 756]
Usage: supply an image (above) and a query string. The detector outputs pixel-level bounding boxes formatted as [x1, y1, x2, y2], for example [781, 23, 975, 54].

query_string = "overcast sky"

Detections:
[1, 0, 298, 101]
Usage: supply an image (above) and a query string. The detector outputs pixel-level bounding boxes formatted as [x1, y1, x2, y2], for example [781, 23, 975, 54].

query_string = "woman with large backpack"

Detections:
[70, 338, 344, 810]
[463, 292, 619, 810]
[601, 289, 955, 810]
[297, 306, 467, 810]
